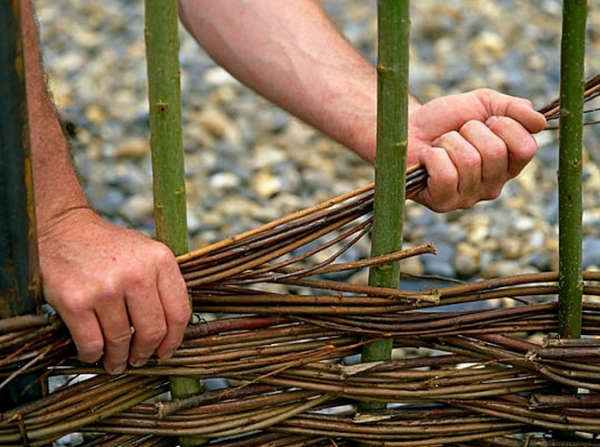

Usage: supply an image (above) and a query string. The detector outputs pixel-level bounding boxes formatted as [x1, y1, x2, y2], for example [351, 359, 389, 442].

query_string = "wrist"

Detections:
[37, 202, 94, 242]
[342, 108, 377, 164]
[32, 145, 91, 237]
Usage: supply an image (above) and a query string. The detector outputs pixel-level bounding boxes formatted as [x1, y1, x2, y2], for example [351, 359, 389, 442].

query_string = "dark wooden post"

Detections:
[0, 0, 44, 409]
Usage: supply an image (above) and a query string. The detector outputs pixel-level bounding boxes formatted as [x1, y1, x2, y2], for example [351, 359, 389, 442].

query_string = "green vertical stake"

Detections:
[557, 0, 587, 339]
[554, 2, 586, 440]
[359, 0, 410, 418]
[144, 1, 204, 445]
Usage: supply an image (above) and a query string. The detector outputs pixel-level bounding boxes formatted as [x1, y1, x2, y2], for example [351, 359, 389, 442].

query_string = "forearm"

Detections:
[21, 0, 89, 230]
[179, 0, 419, 163]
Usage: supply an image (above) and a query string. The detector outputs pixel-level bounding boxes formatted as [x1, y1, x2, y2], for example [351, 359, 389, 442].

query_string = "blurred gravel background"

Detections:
[34, 0, 600, 284]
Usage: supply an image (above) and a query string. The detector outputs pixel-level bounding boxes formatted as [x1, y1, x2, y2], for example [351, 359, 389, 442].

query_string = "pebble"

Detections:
[454, 242, 480, 278]
[252, 171, 282, 199]
[115, 138, 148, 159]
[197, 106, 235, 140]
[33, 0, 600, 290]
[209, 172, 241, 191]
[399, 255, 426, 277]
[119, 195, 154, 226]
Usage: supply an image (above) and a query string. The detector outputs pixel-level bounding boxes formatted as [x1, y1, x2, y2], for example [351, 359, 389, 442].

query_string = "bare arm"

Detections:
[179, 0, 546, 211]
[21, 0, 88, 224]
[178, 0, 390, 162]
[22, 0, 190, 374]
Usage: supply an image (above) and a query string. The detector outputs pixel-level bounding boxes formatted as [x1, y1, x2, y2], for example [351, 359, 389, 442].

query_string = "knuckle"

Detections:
[433, 131, 457, 148]
[61, 292, 93, 316]
[171, 275, 189, 302]
[153, 242, 177, 264]
[475, 88, 495, 102]
[462, 149, 482, 169]
[437, 173, 457, 191]
[517, 139, 537, 160]
[483, 144, 506, 165]
[138, 325, 167, 345]
[484, 187, 502, 201]
[172, 306, 192, 327]
[430, 202, 455, 213]
[461, 197, 480, 210]
[92, 279, 120, 302]
[445, 130, 462, 142]
[521, 98, 534, 108]
[426, 191, 458, 213]
[127, 266, 151, 290]
[492, 115, 511, 126]
[490, 137, 507, 155]
[459, 119, 481, 134]
[106, 330, 132, 348]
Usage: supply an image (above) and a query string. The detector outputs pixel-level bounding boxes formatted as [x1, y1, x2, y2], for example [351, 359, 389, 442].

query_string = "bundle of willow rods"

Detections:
[2, 78, 600, 446]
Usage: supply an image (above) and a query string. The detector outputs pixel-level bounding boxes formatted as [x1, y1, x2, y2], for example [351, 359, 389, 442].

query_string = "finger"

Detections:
[413, 90, 546, 141]
[486, 115, 538, 178]
[470, 89, 546, 133]
[499, 99, 547, 133]
[155, 253, 191, 360]
[433, 130, 482, 205]
[417, 146, 459, 212]
[126, 282, 167, 368]
[95, 292, 132, 374]
[459, 120, 508, 199]
[410, 94, 478, 139]
[63, 308, 104, 364]
[43, 289, 105, 364]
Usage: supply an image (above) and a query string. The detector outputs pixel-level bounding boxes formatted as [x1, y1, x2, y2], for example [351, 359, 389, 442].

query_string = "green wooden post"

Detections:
[554, 4, 587, 441]
[144, 1, 204, 445]
[0, 0, 44, 409]
[557, 0, 587, 339]
[359, 0, 410, 416]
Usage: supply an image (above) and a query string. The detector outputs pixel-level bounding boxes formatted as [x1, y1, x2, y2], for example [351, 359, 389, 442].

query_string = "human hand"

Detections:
[407, 89, 547, 212]
[38, 208, 191, 374]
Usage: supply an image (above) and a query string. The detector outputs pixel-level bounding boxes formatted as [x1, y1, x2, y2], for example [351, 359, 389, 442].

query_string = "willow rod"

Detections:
[557, 0, 587, 340]
[143, 1, 203, 445]
[359, 0, 411, 419]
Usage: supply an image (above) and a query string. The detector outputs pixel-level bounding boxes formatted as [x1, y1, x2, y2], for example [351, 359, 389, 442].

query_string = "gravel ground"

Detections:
[33, 0, 600, 284]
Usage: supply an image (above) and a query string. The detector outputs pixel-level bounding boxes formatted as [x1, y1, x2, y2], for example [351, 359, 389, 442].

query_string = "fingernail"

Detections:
[130, 358, 146, 368]
[160, 349, 175, 360]
[487, 116, 499, 127]
[109, 363, 126, 375]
